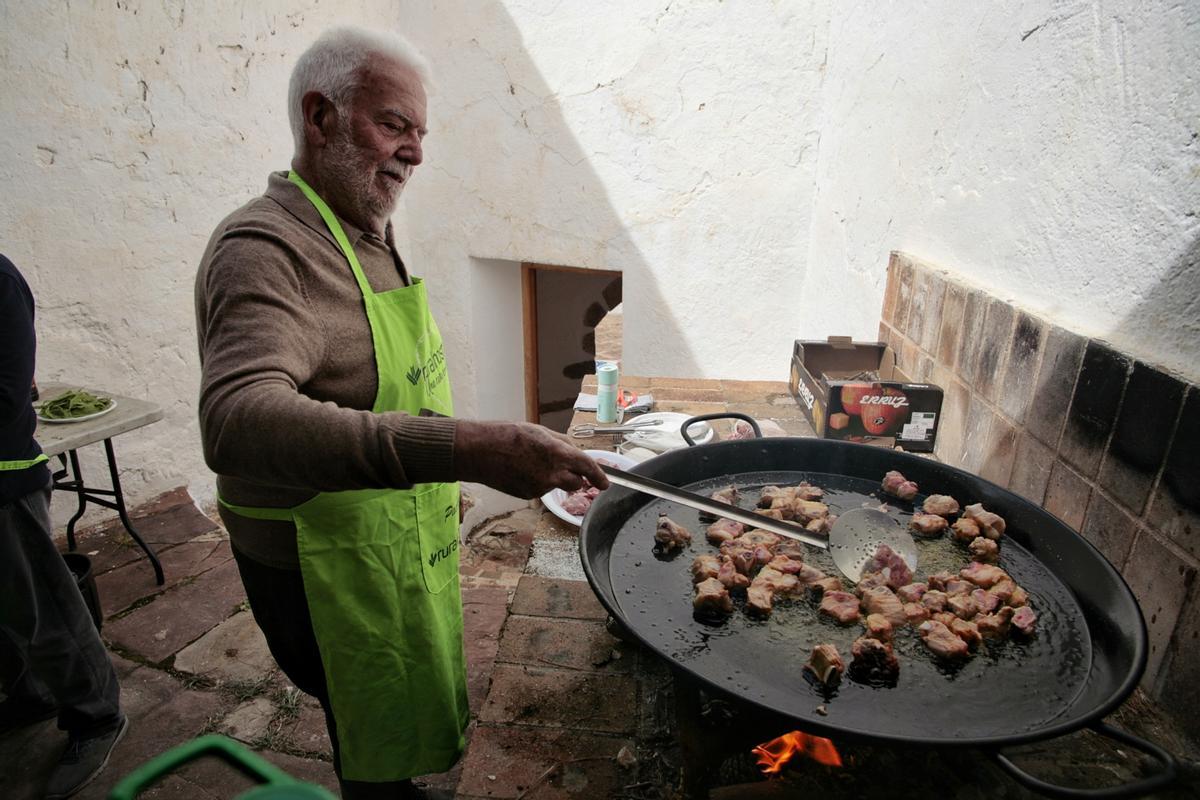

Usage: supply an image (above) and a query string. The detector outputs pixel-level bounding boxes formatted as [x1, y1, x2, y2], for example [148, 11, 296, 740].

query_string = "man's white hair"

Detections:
[288, 26, 432, 152]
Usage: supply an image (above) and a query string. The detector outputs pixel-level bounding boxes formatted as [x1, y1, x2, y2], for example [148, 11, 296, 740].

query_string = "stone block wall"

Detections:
[878, 252, 1199, 739]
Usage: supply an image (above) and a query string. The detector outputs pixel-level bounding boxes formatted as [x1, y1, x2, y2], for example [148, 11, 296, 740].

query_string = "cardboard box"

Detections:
[788, 337, 943, 452]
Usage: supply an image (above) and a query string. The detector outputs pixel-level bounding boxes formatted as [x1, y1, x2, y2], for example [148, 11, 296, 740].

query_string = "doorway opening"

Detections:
[521, 263, 622, 431]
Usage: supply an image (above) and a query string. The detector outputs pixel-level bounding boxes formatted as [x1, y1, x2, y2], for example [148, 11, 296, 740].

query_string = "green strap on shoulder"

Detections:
[0, 454, 49, 472]
[287, 170, 373, 298]
[217, 494, 296, 522]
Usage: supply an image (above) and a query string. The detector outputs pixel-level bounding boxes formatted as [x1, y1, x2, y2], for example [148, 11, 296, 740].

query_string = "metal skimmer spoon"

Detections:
[600, 465, 918, 582]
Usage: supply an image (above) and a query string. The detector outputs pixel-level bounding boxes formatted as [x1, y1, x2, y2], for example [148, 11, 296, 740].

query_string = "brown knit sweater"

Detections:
[195, 172, 457, 569]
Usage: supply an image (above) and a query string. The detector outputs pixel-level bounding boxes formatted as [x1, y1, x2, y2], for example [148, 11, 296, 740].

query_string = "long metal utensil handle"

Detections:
[600, 465, 830, 550]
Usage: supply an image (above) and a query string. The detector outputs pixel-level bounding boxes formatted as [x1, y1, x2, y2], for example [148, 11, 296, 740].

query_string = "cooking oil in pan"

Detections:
[607, 470, 1093, 742]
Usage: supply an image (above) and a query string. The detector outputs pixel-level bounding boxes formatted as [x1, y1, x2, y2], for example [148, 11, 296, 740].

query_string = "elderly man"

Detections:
[195, 26, 607, 799]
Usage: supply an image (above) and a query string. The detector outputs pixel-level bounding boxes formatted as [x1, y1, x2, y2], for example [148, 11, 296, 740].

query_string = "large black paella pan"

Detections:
[579, 428, 1176, 797]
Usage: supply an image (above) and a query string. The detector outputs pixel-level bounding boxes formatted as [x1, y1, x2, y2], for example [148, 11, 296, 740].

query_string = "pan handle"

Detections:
[990, 721, 1177, 799]
[680, 413, 762, 446]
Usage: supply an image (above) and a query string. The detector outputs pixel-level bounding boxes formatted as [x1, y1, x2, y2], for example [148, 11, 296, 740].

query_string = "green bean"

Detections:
[37, 389, 112, 419]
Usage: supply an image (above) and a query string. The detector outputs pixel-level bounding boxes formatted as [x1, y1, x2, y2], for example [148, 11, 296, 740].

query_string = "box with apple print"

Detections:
[788, 337, 944, 452]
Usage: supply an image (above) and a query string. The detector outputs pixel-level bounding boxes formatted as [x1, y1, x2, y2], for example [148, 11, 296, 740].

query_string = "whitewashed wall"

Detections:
[803, 1, 1200, 384]
[3, 0, 1196, 519]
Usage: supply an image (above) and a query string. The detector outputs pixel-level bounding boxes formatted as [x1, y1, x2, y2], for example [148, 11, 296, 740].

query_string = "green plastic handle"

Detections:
[107, 734, 329, 800]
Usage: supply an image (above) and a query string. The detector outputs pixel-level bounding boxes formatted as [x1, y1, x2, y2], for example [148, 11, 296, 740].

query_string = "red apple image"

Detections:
[859, 386, 908, 435]
[840, 383, 874, 416]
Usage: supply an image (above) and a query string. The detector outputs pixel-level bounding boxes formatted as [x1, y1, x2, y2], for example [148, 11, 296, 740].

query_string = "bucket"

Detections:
[62, 553, 102, 631]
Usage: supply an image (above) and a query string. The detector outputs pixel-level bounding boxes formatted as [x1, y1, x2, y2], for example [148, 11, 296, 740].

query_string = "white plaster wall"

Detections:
[399, 0, 830, 401]
[803, 1, 1200, 383]
[0, 0, 402, 524]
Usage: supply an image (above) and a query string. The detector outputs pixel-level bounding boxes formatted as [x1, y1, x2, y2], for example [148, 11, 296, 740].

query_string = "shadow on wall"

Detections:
[407, 0, 715, 413]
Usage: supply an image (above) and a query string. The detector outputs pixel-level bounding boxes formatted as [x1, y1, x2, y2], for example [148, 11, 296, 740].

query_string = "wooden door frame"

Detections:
[520, 262, 622, 423]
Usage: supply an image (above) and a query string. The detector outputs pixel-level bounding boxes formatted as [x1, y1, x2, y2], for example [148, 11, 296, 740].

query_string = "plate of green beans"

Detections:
[36, 389, 116, 424]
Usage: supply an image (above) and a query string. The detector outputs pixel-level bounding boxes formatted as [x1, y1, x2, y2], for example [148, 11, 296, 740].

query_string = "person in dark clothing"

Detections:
[0, 253, 128, 799]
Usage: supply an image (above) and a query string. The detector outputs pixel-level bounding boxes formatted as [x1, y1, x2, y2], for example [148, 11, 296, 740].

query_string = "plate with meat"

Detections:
[541, 450, 639, 526]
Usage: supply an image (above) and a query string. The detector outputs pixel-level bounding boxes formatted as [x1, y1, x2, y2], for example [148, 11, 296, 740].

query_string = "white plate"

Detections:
[542, 449, 640, 527]
[620, 411, 713, 453]
[37, 399, 118, 424]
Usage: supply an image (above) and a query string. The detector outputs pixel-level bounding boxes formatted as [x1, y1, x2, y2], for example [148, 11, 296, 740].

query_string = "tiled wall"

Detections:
[878, 252, 1199, 739]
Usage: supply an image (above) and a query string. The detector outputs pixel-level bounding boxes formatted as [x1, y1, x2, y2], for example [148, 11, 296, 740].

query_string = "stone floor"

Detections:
[3, 375, 1200, 798]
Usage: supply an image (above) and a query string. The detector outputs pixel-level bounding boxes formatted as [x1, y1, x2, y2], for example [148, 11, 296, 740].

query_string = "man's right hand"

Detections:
[452, 420, 610, 499]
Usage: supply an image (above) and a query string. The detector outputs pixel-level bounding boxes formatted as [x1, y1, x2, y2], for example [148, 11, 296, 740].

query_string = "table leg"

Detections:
[64, 450, 88, 552]
[104, 439, 164, 585]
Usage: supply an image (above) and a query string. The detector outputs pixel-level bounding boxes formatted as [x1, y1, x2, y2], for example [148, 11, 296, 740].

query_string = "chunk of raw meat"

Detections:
[746, 582, 775, 617]
[864, 613, 894, 642]
[969, 537, 1000, 563]
[741, 530, 782, 550]
[693, 578, 733, 618]
[855, 571, 890, 596]
[950, 618, 983, 650]
[951, 517, 982, 543]
[861, 586, 906, 627]
[706, 518, 745, 545]
[810, 576, 844, 597]
[881, 470, 919, 501]
[903, 602, 931, 625]
[987, 578, 1016, 603]
[819, 591, 862, 624]
[805, 515, 834, 535]
[561, 485, 600, 516]
[792, 500, 831, 525]
[719, 541, 757, 574]
[717, 557, 751, 592]
[700, 485, 741, 522]
[963, 503, 1006, 540]
[918, 620, 970, 660]
[754, 507, 787, 521]
[805, 643, 844, 686]
[927, 571, 956, 591]
[766, 555, 805, 574]
[730, 420, 758, 440]
[947, 593, 980, 620]
[1011, 605, 1037, 636]
[747, 567, 801, 618]
[691, 555, 722, 584]
[775, 539, 809, 560]
[655, 515, 692, 551]
[796, 563, 828, 585]
[932, 611, 959, 628]
[922, 494, 960, 517]
[861, 544, 913, 589]
[960, 562, 1008, 588]
[849, 636, 900, 684]
[1009, 585, 1029, 607]
[971, 588, 1001, 615]
[758, 486, 788, 507]
[944, 579, 974, 597]
[794, 482, 825, 501]
[897, 582, 928, 603]
[976, 607, 1015, 640]
[909, 513, 949, 538]
[921, 590, 949, 612]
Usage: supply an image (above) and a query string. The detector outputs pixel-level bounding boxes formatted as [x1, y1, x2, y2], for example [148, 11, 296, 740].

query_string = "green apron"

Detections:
[0, 454, 48, 471]
[220, 171, 467, 781]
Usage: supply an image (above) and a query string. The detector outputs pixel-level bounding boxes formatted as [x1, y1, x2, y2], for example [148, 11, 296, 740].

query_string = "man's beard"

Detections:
[324, 129, 407, 225]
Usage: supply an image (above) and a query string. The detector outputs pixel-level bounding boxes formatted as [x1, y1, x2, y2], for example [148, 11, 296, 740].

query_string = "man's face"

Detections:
[325, 56, 427, 227]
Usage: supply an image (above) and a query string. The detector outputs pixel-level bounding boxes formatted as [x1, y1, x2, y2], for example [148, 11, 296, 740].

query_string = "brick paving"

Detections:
[3, 377, 1200, 798]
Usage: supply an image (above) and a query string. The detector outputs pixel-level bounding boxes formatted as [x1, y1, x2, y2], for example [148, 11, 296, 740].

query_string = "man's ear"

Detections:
[301, 91, 336, 148]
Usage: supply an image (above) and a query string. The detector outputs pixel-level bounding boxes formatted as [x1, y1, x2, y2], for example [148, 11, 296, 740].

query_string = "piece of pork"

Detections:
[932, 611, 959, 629]
[1011, 605, 1037, 637]
[805, 643, 844, 686]
[969, 536, 1000, 564]
[861, 586, 907, 627]
[987, 578, 1016, 603]
[705, 518, 745, 545]
[766, 555, 804, 575]
[717, 557, 751, 592]
[746, 582, 775, 617]
[921, 589, 949, 612]
[897, 582, 928, 603]
[719, 541, 757, 575]
[795, 563, 828, 585]
[741, 530, 782, 550]
[693, 578, 733, 618]
[951, 517, 982, 543]
[819, 591, 862, 624]
[691, 555, 722, 584]
[963, 503, 1006, 540]
[855, 571, 891, 596]
[922, 494, 961, 517]
[903, 602, 931, 625]
[655, 515, 692, 551]
[699, 485, 740, 521]
[747, 567, 801, 617]
[947, 593, 980, 620]
[849, 636, 900, 684]
[971, 588, 1002, 615]
[976, 606, 1015, 640]
[961, 562, 1008, 589]
[805, 515, 834, 535]
[861, 544, 913, 589]
[754, 507, 787, 521]
[927, 571, 956, 591]
[864, 613, 894, 642]
[910, 513, 949, 538]
[774, 539, 809, 560]
[950, 618, 983, 650]
[810, 576, 844, 598]
[561, 485, 600, 516]
[918, 619, 971, 660]
[944, 579, 974, 597]
[881, 470, 919, 501]
[1009, 584, 1030, 607]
